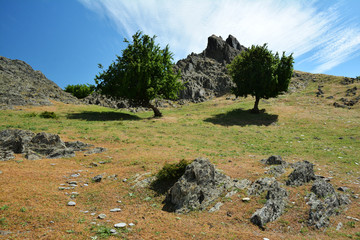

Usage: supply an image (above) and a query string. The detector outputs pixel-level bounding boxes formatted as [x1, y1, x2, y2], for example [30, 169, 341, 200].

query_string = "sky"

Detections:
[0, 0, 360, 89]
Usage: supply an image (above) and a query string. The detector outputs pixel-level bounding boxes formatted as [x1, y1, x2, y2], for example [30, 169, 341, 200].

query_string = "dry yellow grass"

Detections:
[0, 75, 359, 239]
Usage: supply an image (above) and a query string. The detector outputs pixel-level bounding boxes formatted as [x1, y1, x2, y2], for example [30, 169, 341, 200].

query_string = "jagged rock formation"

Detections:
[0, 129, 105, 161]
[286, 161, 316, 186]
[167, 157, 234, 213]
[174, 35, 247, 102]
[307, 179, 351, 228]
[251, 181, 288, 229]
[0, 56, 80, 109]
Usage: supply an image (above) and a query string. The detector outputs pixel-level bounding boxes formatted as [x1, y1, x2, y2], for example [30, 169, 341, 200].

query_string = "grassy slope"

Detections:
[0, 74, 359, 239]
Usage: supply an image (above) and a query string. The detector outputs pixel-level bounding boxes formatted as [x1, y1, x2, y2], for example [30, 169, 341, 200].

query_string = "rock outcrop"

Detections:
[286, 161, 316, 186]
[0, 56, 80, 109]
[307, 179, 351, 228]
[251, 181, 288, 229]
[174, 35, 247, 102]
[0, 129, 105, 161]
[167, 157, 233, 213]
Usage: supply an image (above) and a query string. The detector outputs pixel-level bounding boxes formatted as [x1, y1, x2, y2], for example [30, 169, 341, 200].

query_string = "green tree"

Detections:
[228, 44, 294, 113]
[95, 31, 183, 117]
[64, 84, 95, 99]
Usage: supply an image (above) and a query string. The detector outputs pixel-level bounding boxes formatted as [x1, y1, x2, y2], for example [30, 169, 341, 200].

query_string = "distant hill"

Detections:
[0, 56, 80, 109]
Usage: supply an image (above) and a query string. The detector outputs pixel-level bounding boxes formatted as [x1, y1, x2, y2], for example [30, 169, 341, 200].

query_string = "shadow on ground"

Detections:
[66, 111, 141, 121]
[204, 108, 278, 126]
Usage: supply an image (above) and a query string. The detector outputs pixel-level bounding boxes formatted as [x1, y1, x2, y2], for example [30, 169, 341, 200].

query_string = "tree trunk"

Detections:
[251, 96, 260, 114]
[148, 103, 162, 117]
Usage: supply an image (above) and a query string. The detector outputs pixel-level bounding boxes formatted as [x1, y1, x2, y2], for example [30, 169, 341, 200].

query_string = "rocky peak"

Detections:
[175, 34, 247, 102]
[202, 34, 246, 64]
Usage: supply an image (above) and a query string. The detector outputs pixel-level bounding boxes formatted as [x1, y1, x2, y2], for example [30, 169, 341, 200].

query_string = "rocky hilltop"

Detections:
[175, 34, 247, 102]
[0, 56, 80, 109]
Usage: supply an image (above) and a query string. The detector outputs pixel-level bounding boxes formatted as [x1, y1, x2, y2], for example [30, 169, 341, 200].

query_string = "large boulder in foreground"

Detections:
[167, 157, 233, 213]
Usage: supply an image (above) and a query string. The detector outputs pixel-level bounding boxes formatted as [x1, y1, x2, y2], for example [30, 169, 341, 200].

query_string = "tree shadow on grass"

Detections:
[66, 111, 141, 121]
[204, 108, 278, 127]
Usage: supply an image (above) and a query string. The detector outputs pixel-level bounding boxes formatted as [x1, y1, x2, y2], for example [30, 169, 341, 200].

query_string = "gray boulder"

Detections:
[167, 157, 233, 213]
[251, 181, 288, 229]
[247, 177, 276, 196]
[286, 161, 316, 186]
[261, 155, 287, 166]
[307, 179, 351, 228]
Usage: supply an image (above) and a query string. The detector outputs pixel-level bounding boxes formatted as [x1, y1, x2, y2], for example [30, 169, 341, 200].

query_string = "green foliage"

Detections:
[356, 76, 360, 80]
[64, 84, 95, 99]
[228, 44, 294, 112]
[20, 207, 27, 212]
[347, 221, 356, 228]
[39, 111, 58, 119]
[0, 205, 9, 210]
[151, 159, 191, 194]
[95, 225, 112, 238]
[95, 31, 183, 117]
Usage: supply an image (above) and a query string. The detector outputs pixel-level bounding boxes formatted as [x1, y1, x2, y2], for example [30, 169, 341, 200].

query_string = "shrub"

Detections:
[64, 84, 95, 99]
[39, 111, 58, 119]
[151, 159, 191, 194]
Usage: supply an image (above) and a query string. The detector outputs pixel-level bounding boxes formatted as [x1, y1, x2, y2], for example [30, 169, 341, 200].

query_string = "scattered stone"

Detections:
[232, 179, 252, 189]
[0, 170, 2, 174]
[336, 222, 343, 231]
[167, 157, 233, 213]
[132, 176, 156, 188]
[128, 223, 135, 227]
[209, 202, 224, 213]
[85, 147, 107, 155]
[110, 229, 117, 234]
[346, 216, 360, 222]
[92, 175, 102, 183]
[110, 208, 121, 212]
[67, 201, 76, 206]
[98, 214, 106, 219]
[225, 191, 237, 198]
[114, 223, 127, 228]
[70, 173, 80, 178]
[261, 155, 287, 166]
[307, 179, 351, 228]
[251, 181, 288, 229]
[90, 162, 98, 167]
[337, 187, 349, 192]
[286, 161, 316, 186]
[242, 197, 251, 202]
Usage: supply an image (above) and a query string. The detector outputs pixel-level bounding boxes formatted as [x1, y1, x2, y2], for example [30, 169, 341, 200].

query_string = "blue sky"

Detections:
[1, 0, 359, 89]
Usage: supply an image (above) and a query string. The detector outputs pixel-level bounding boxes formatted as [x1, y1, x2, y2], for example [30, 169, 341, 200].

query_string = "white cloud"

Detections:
[79, 0, 360, 73]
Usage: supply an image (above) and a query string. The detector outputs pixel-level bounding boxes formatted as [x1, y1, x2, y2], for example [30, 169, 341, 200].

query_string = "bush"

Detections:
[39, 111, 58, 119]
[356, 76, 360, 80]
[151, 159, 191, 194]
[64, 84, 95, 99]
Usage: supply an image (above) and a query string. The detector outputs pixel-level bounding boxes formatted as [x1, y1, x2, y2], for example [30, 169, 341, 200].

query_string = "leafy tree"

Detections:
[95, 31, 183, 117]
[64, 84, 95, 99]
[228, 44, 294, 113]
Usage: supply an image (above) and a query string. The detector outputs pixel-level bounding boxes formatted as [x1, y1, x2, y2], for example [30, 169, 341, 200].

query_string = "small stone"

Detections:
[84, 184, 88, 186]
[128, 223, 135, 227]
[90, 213, 96, 216]
[70, 173, 80, 177]
[110, 229, 117, 234]
[49, 221, 54, 224]
[90, 162, 98, 167]
[116, 200, 122, 203]
[67, 201, 76, 206]
[98, 214, 106, 219]
[90, 222, 97, 225]
[123, 179, 127, 182]
[338, 187, 349, 192]
[92, 175, 102, 182]
[114, 223, 127, 228]
[68, 181, 77, 185]
[336, 222, 343, 231]
[263, 238, 270, 240]
[209, 202, 223, 213]
[50, 163, 56, 166]
[110, 208, 121, 212]
[0, 171, 2, 174]
[242, 197, 251, 202]
[346, 216, 360, 221]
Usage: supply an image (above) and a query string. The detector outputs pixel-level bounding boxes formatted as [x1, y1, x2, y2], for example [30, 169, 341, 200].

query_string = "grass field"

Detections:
[0, 74, 359, 239]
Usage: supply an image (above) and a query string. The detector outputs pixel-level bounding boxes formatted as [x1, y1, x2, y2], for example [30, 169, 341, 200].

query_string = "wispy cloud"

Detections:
[79, 0, 360, 73]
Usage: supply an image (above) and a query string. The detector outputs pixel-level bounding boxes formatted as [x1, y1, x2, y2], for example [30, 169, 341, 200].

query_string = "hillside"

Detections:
[0, 70, 359, 239]
[0, 56, 80, 110]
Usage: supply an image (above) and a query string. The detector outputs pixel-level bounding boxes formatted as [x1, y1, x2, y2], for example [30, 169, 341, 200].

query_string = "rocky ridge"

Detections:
[0, 129, 106, 161]
[132, 156, 351, 230]
[0, 56, 80, 109]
